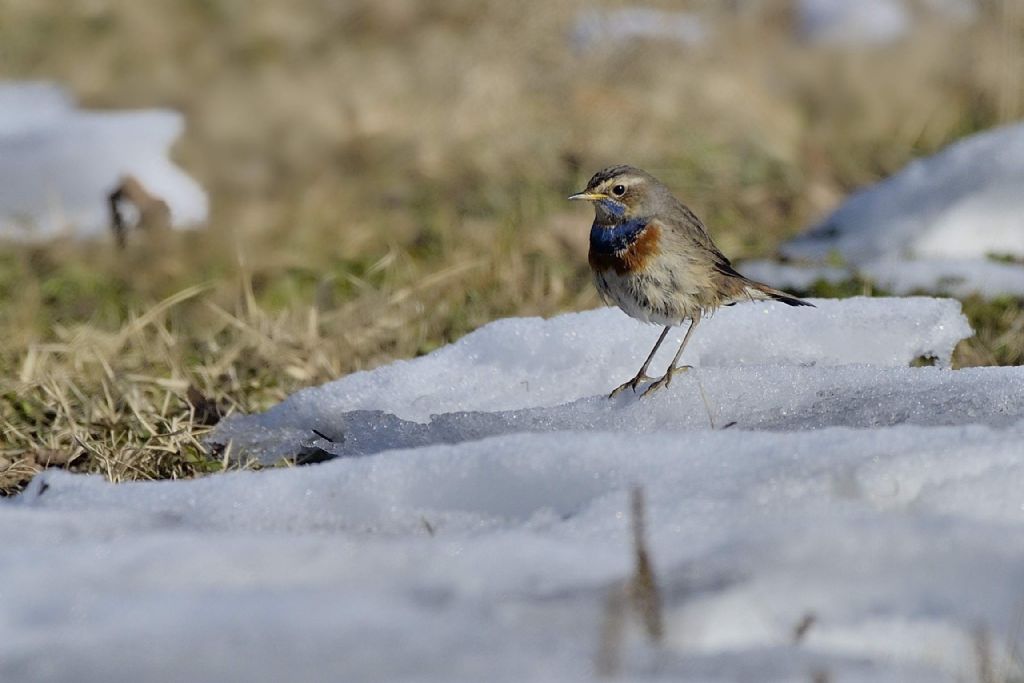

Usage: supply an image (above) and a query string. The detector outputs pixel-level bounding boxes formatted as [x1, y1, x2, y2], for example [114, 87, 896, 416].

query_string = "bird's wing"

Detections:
[661, 202, 736, 272]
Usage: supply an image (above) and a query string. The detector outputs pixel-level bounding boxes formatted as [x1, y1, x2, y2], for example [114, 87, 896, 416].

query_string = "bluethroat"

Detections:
[570, 165, 813, 399]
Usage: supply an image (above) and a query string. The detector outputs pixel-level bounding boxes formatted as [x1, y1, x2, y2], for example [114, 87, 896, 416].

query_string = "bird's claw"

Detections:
[639, 365, 693, 398]
[608, 373, 654, 398]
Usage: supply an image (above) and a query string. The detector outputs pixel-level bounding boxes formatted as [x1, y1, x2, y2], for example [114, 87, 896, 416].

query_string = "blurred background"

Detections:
[2, 0, 1023, 490]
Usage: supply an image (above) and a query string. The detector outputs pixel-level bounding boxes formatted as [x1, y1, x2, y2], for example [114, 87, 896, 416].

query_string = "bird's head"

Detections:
[568, 165, 666, 224]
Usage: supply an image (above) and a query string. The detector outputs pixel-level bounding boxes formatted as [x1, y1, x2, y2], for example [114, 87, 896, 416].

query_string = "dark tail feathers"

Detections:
[748, 282, 815, 308]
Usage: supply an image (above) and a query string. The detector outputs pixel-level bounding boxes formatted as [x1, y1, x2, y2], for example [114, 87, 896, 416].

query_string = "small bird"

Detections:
[570, 165, 813, 398]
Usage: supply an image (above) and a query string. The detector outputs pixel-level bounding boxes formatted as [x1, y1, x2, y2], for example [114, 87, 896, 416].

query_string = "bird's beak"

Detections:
[568, 191, 607, 202]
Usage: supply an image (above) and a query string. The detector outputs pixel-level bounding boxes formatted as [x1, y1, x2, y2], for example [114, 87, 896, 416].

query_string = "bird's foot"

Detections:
[640, 365, 693, 398]
[608, 372, 655, 398]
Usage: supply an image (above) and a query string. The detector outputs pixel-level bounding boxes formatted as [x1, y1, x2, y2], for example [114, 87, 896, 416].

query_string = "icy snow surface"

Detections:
[745, 122, 1024, 296]
[212, 297, 971, 461]
[0, 81, 207, 241]
[7, 297, 1024, 682]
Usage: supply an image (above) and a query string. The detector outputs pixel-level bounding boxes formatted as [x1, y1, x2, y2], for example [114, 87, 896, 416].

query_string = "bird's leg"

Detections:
[609, 326, 671, 398]
[642, 314, 701, 398]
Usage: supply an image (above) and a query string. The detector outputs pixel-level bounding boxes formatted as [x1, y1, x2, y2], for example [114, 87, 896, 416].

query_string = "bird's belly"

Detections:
[593, 266, 703, 326]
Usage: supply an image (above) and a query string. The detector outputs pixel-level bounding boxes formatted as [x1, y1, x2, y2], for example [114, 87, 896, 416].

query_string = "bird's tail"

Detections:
[742, 281, 814, 307]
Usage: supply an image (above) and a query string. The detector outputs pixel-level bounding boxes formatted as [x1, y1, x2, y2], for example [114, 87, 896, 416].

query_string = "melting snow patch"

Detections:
[570, 8, 708, 53]
[6, 421, 1024, 681]
[210, 297, 970, 460]
[797, 0, 912, 45]
[785, 123, 1024, 264]
[795, 0, 976, 46]
[747, 122, 1024, 296]
[6, 296, 1024, 682]
[743, 257, 1024, 299]
[0, 81, 207, 241]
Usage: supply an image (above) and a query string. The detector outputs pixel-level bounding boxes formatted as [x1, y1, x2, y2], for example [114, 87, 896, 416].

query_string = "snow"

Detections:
[570, 8, 708, 53]
[797, 0, 911, 45]
[7, 296, 1024, 681]
[0, 81, 75, 136]
[0, 81, 207, 241]
[795, 0, 976, 45]
[745, 122, 1024, 296]
[785, 123, 1024, 265]
[211, 297, 969, 461]
[573, 1, 977, 54]
[744, 258, 1024, 299]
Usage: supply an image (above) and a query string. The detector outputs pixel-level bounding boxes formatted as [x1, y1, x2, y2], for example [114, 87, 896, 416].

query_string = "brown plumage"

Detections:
[570, 165, 813, 398]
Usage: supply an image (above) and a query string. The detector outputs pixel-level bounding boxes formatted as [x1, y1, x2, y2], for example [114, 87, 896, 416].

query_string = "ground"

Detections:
[4, 299, 1024, 682]
[3, 3, 1024, 679]
[1, 0, 1023, 488]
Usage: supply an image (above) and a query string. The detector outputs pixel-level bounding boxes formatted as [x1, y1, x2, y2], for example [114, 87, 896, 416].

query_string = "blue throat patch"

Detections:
[596, 199, 626, 218]
[590, 217, 648, 254]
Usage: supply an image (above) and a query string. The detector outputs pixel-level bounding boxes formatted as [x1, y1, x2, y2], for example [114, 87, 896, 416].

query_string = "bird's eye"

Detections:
[612, 184, 626, 196]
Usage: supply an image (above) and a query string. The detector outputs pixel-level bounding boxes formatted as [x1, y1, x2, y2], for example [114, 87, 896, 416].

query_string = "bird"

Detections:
[570, 164, 813, 399]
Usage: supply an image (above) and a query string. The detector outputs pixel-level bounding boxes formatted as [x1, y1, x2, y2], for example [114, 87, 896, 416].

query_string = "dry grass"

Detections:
[596, 487, 663, 677]
[973, 624, 1024, 683]
[1, 0, 1024, 491]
